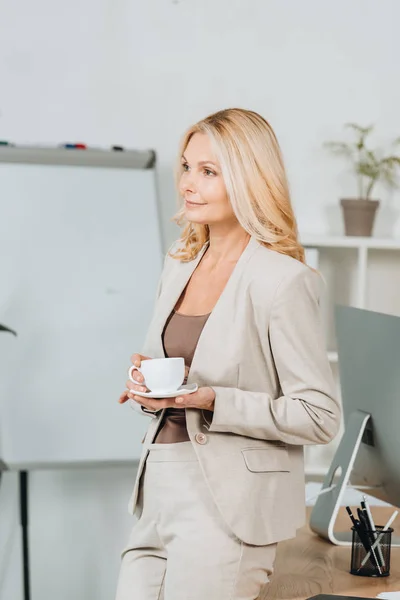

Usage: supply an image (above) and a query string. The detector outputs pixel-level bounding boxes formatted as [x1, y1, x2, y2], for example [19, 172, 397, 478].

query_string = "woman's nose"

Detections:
[180, 171, 197, 194]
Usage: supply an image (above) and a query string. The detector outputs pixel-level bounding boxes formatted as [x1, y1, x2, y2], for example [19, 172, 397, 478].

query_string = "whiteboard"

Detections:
[0, 148, 163, 469]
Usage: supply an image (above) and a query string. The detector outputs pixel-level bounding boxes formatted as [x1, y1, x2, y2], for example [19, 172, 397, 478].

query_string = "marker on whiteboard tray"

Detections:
[112, 145, 124, 151]
[0, 140, 15, 146]
[61, 143, 87, 149]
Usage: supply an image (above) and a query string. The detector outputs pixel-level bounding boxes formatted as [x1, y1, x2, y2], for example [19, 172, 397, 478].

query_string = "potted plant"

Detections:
[325, 123, 400, 236]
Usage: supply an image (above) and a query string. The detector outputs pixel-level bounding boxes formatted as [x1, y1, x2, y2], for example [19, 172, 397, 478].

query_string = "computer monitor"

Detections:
[310, 305, 400, 545]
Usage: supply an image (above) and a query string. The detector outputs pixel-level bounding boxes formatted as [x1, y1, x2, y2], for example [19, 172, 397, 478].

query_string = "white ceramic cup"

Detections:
[128, 357, 185, 393]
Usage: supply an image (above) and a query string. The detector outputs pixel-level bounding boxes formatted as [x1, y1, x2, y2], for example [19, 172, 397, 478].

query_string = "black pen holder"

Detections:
[350, 525, 393, 577]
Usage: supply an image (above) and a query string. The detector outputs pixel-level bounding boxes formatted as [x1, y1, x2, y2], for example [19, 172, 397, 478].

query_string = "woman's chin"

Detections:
[184, 209, 209, 225]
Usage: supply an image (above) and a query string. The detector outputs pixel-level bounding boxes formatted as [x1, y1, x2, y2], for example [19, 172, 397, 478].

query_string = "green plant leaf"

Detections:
[379, 156, 400, 188]
[381, 169, 397, 187]
[344, 123, 373, 151]
[365, 150, 380, 166]
[356, 161, 379, 179]
[345, 123, 374, 136]
[325, 124, 400, 196]
[380, 156, 400, 167]
[324, 141, 354, 157]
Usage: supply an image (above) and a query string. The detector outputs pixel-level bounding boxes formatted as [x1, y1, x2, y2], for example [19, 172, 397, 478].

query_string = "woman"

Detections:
[116, 108, 341, 600]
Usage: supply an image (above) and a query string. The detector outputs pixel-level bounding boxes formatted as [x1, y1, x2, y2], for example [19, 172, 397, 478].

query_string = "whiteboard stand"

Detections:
[0, 468, 31, 600]
[19, 471, 30, 600]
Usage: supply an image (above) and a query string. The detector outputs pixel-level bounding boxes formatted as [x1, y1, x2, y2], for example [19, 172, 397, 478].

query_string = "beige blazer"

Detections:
[128, 236, 341, 546]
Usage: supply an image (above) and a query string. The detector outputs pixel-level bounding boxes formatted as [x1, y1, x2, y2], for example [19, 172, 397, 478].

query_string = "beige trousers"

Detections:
[115, 441, 277, 600]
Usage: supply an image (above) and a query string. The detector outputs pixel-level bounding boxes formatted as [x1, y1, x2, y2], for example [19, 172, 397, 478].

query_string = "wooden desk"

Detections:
[264, 507, 400, 600]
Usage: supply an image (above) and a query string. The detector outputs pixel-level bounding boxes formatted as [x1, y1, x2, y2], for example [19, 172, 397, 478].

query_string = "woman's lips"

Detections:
[185, 199, 206, 206]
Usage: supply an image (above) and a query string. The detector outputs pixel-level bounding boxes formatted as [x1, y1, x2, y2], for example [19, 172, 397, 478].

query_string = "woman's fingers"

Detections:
[130, 353, 142, 367]
[128, 355, 149, 386]
[118, 391, 130, 404]
[121, 392, 185, 410]
[129, 370, 145, 384]
[130, 353, 151, 367]
[133, 396, 180, 411]
[126, 379, 147, 393]
[118, 384, 150, 405]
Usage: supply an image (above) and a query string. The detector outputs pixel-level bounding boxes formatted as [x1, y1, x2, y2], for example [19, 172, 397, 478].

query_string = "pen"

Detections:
[359, 509, 398, 570]
[356, 507, 382, 573]
[346, 507, 381, 572]
[357, 506, 366, 524]
[345, 506, 357, 528]
[362, 496, 385, 567]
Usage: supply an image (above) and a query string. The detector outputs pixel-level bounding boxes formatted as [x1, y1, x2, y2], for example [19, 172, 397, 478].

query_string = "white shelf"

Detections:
[300, 233, 400, 478]
[301, 234, 400, 250]
[305, 466, 330, 478]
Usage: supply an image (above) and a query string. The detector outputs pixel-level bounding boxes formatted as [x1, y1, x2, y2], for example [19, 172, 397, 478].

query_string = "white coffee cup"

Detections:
[128, 357, 185, 393]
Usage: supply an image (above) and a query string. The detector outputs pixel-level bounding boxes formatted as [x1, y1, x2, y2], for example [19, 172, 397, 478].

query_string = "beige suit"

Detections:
[127, 236, 341, 547]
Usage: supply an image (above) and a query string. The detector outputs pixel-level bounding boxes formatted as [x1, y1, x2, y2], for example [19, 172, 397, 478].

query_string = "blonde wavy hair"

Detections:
[170, 107, 305, 264]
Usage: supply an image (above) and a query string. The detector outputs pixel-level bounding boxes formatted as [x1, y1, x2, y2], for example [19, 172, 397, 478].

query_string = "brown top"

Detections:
[153, 310, 210, 443]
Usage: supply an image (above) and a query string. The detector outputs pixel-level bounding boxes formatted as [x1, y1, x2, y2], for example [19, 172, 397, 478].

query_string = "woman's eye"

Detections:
[181, 162, 189, 172]
[204, 168, 215, 176]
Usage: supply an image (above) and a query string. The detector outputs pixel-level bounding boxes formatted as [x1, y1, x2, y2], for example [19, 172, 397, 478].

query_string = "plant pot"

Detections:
[340, 198, 380, 237]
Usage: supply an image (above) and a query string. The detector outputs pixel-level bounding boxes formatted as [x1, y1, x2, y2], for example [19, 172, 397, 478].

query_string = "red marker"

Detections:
[61, 143, 87, 149]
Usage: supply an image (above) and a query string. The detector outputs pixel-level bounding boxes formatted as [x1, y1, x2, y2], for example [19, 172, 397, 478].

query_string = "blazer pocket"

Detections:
[241, 447, 290, 473]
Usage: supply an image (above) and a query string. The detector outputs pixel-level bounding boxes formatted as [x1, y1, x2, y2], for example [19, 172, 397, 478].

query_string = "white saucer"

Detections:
[132, 383, 198, 399]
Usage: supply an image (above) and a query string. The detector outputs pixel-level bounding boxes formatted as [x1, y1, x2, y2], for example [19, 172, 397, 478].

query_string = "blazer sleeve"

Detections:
[207, 267, 341, 445]
[130, 400, 159, 418]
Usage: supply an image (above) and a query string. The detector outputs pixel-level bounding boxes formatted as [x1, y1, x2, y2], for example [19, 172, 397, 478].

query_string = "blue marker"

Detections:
[61, 143, 87, 149]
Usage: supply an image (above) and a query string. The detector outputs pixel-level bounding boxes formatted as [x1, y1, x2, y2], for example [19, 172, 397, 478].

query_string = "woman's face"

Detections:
[179, 133, 236, 226]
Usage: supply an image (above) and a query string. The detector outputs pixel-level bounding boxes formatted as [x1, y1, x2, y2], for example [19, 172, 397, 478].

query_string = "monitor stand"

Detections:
[309, 409, 400, 546]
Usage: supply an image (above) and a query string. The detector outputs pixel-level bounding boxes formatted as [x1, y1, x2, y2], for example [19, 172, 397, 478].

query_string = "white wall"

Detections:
[1, 0, 400, 247]
[1, 1, 400, 598]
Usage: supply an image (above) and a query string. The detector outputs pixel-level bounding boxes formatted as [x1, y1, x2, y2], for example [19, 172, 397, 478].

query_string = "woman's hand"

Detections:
[126, 384, 216, 412]
[118, 353, 192, 405]
[118, 353, 151, 404]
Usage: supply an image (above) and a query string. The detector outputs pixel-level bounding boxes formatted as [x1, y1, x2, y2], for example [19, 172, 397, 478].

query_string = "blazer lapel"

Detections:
[151, 242, 210, 358]
[150, 235, 260, 375]
[187, 236, 260, 383]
